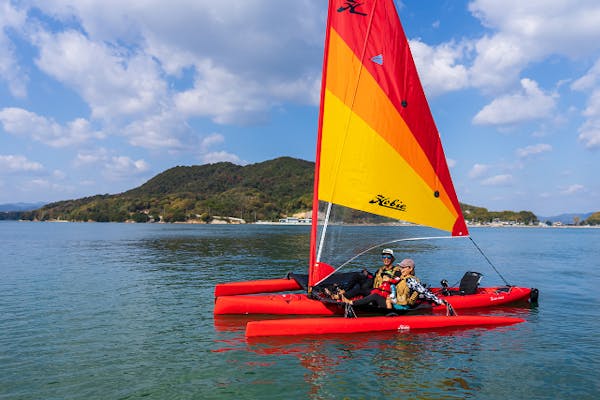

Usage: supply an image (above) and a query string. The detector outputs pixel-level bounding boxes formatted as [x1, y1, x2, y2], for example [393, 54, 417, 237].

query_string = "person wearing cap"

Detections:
[372, 248, 402, 290]
[387, 258, 420, 309]
[387, 258, 449, 311]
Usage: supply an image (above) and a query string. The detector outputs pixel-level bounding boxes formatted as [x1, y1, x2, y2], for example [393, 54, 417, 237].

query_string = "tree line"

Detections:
[3, 156, 597, 225]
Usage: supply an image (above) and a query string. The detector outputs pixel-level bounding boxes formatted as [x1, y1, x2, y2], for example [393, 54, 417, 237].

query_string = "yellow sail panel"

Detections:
[318, 91, 459, 232]
[323, 29, 458, 218]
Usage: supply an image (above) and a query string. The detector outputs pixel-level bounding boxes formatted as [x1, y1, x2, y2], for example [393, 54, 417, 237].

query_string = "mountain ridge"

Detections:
[4, 157, 596, 224]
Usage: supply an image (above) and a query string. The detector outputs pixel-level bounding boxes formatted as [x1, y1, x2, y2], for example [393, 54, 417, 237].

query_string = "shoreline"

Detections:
[8, 219, 600, 228]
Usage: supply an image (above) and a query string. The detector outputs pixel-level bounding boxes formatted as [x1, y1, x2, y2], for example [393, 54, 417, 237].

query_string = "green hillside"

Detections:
[15, 156, 551, 224]
[21, 157, 313, 223]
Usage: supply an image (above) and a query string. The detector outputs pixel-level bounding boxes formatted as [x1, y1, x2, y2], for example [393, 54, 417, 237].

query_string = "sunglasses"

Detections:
[382, 255, 393, 259]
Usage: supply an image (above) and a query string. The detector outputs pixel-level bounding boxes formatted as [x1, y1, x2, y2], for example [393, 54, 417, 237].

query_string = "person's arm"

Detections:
[406, 277, 443, 305]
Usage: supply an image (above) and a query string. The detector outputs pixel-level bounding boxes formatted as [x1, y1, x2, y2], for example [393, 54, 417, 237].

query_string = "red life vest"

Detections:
[371, 280, 393, 297]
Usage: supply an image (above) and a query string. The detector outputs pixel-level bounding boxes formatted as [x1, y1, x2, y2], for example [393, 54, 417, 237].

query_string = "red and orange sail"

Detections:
[309, 0, 468, 288]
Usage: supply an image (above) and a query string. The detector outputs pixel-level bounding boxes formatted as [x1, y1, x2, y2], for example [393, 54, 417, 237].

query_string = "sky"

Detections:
[1, 0, 599, 217]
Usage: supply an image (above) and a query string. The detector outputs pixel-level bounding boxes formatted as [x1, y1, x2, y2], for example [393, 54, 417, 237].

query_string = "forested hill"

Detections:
[13, 156, 558, 224]
[21, 157, 314, 223]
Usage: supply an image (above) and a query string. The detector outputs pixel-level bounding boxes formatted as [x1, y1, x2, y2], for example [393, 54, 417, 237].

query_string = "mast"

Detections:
[308, 1, 335, 292]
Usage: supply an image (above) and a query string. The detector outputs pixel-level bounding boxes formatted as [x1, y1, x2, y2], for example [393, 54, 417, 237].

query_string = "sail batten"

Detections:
[309, 0, 468, 288]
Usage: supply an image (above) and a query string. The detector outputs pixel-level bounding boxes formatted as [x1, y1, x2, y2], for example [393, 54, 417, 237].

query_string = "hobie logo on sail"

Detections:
[369, 194, 407, 212]
[337, 1, 367, 16]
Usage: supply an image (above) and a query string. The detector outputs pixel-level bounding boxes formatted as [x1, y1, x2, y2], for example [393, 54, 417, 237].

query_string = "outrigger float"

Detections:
[214, 0, 537, 337]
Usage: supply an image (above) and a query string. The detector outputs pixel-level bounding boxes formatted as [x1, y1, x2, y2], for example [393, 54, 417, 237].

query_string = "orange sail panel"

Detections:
[316, 0, 467, 237]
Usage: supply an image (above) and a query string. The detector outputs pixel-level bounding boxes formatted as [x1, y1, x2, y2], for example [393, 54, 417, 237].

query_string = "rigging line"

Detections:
[469, 236, 510, 286]
[314, 235, 468, 287]
[316, 202, 333, 263]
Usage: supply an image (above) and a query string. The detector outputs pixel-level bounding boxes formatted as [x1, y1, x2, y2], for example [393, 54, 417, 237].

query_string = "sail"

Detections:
[309, 0, 468, 288]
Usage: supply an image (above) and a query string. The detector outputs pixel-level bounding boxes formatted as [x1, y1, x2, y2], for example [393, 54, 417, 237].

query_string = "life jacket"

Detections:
[371, 280, 393, 297]
[393, 275, 420, 306]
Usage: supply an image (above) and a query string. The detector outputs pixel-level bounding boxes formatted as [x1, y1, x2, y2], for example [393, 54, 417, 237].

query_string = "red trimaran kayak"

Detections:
[214, 0, 534, 337]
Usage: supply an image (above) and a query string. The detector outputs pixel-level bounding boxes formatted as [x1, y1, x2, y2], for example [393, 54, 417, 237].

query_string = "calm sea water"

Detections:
[1, 221, 599, 399]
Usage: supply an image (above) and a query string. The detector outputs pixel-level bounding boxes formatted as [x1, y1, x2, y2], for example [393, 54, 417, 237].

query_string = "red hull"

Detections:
[245, 315, 524, 337]
[214, 278, 302, 297]
[214, 286, 533, 315]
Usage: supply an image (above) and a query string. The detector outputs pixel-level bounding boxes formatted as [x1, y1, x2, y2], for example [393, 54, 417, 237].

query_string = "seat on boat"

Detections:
[442, 271, 483, 296]
[459, 271, 482, 295]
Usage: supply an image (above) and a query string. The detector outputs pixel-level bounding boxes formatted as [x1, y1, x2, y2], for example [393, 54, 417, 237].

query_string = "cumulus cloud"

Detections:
[0, 154, 43, 172]
[473, 79, 556, 126]
[0, 107, 104, 147]
[577, 122, 600, 149]
[197, 133, 245, 165]
[122, 112, 187, 150]
[561, 184, 584, 195]
[409, 39, 469, 97]
[201, 151, 244, 165]
[468, 163, 490, 179]
[572, 58, 600, 149]
[74, 148, 110, 166]
[0, 1, 27, 98]
[481, 174, 513, 186]
[33, 30, 167, 120]
[28, 0, 324, 127]
[468, 0, 600, 90]
[516, 143, 552, 158]
[103, 156, 150, 180]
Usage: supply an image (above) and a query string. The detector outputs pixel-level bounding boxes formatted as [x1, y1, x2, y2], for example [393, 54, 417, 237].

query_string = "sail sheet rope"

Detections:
[469, 237, 510, 286]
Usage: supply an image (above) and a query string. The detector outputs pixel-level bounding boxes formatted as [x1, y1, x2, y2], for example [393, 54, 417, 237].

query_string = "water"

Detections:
[1, 221, 599, 399]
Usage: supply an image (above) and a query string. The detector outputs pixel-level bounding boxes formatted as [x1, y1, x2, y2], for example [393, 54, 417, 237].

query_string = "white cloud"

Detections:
[516, 143, 552, 158]
[196, 133, 245, 165]
[468, 163, 490, 179]
[33, 30, 167, 120]
[561, 184, 584, 195]
[0, 1, 27, 98]
[468, 33, 529, 90]
[122, 112, 186, 150]
[409, 39, 469, 97]
[28, 0, 324, 126]
[0, 107, 104, 147]
[577, 120, 600, 149]
[103, 156, 150, 180]
[74, 148, 109, 166]
[200, 133, 225, 151]
[174, 61, 271, 125]
[473, 79, 556, 126]
[468, 0, 600, 90]
[0, 154, 43, 172]
[572, 59, 600, 91]
[481, 174, 513, 186]
[201, 151, 244, 165]
[572, 58, 600, 149]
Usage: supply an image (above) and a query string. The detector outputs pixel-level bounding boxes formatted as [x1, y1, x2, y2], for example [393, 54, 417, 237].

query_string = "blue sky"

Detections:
[1, 0, 599, 217]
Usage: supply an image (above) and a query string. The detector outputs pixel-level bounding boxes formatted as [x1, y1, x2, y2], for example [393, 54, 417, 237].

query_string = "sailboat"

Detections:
[214, 0, 535, 336]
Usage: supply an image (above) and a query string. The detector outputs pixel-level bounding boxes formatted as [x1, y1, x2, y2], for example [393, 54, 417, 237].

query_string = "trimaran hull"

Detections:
[214, 280, 535, 316]
[211, 0, 535, 337]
